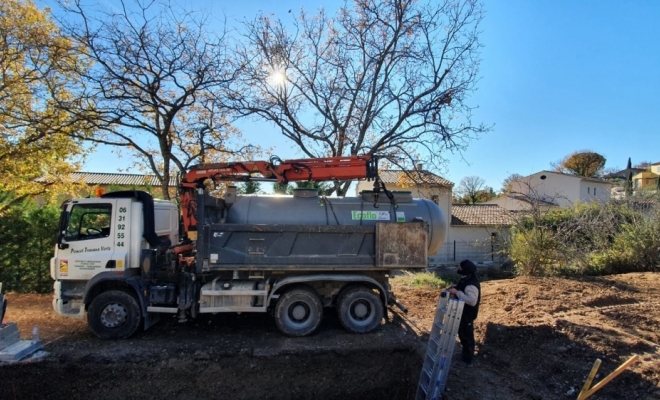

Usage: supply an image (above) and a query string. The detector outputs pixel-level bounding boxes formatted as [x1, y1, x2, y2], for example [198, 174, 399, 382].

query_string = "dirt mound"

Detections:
[1, 272, 659, 399]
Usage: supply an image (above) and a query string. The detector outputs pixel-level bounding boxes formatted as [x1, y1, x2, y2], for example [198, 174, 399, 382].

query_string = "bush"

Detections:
[589, 219, 660, 274]
[509, 229, 559, 276]
[507, 196, 660, 277]
[0, 199, 59, 293]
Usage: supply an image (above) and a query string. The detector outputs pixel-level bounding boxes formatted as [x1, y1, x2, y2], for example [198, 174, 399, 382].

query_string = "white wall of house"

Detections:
[484, 195, 554, 211]
[451, 226, 503, 243]
[510, 172, 578, 206]
[579, 180, 612, 202]
[432, 226, 509, 264]
[509, 171, 610, 207]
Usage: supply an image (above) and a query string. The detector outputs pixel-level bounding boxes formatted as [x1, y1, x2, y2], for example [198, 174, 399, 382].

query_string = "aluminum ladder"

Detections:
[415, 291, 465, 400]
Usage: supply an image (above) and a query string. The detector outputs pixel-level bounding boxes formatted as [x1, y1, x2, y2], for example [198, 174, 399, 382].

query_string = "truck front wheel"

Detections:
[337, 286, 383, 334]
[274, 287, 323, 337]
[88, 290, 141, 340]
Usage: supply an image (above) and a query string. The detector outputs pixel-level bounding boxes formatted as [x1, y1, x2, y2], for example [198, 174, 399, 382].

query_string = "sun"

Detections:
[269, 70, 286, 87]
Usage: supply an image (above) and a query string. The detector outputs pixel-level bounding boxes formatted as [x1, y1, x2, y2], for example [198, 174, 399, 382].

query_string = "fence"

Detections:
[429, 239, 509, 266]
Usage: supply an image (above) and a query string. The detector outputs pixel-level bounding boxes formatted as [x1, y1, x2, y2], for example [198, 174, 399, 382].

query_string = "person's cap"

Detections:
[459, 259, 477, 275]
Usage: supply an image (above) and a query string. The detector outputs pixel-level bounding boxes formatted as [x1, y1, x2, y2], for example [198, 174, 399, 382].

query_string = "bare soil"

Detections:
[1, 272, 659, 400]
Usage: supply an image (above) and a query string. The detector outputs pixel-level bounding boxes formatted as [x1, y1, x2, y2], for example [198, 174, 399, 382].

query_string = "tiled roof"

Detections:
[69, 172, 177, 187]
[605, 168, 647, 179]
[378, 170, 453, 187]
[451, 204, 514, 226]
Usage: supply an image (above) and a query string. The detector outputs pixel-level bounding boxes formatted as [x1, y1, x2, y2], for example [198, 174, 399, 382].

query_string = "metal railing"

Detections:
[430, 239, 508, 265]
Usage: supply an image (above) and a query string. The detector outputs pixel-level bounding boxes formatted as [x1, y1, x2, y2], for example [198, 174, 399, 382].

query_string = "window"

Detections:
[65, 204, 112, 241]
[594, 187, 597, 196]
[587, 187, 590, 194]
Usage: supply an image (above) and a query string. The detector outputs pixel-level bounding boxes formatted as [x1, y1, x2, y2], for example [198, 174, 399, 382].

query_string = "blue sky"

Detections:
[66, 0, 660, 192]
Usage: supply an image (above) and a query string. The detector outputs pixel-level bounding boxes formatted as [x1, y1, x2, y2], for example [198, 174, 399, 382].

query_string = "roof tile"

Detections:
[378, 170, 453, 187]
[69, 172, 177, 187]
[451, 204, 514, 226]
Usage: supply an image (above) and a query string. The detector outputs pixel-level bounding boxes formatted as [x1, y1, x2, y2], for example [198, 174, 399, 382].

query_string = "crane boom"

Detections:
[179, 154, 381, 235]
[182, 155, 378, 186]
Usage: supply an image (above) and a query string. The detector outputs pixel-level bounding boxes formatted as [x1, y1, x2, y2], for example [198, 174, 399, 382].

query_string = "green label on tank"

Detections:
[396, 212, 405, 222]
[351, 211, 391, 220]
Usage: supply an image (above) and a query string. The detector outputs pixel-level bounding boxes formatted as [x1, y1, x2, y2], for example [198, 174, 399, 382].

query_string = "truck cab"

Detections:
[51, 192, 178, 321]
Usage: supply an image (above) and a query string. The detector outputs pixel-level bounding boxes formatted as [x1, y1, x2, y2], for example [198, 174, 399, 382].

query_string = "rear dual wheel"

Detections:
[337, 286, 383, 334]
[274, 286, 323, 337]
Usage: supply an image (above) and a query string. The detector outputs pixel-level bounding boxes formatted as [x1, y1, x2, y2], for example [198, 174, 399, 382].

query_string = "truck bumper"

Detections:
[52, 281, 85, 319]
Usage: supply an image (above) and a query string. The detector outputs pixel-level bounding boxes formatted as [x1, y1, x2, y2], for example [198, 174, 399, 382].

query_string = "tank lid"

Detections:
[360, 190, 413, 203]
[293, 188, 318, 198]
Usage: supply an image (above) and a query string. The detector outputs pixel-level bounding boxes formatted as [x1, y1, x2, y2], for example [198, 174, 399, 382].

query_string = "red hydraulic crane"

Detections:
[178, 154, 381, 235]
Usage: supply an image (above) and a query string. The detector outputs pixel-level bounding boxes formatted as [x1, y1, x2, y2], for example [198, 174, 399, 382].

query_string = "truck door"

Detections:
[54, 199, 117, 280]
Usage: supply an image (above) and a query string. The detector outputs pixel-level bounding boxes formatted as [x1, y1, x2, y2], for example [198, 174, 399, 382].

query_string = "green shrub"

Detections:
[589, 220, 660, 274]
[0, 199, 59, 293]
[507, 197, 660, 277]
[509, 228, 559, 276]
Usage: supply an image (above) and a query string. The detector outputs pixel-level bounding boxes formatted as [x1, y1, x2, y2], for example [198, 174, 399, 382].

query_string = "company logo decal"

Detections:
[351, 211, 391, 220]
[59, 260, 68, 275]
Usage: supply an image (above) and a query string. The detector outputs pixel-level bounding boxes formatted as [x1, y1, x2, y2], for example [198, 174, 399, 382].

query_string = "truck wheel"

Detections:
[87, 290, 141, 340]
[274, 287, 323, 337]
[337, 286, 383, 334]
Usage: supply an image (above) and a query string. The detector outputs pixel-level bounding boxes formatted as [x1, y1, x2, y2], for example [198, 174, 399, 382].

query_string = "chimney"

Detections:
[416, 163, 423, 171]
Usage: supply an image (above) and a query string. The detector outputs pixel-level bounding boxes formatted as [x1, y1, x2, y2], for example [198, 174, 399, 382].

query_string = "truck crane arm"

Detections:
[181, 154, 379, 187]
[179, 154, 390, 235]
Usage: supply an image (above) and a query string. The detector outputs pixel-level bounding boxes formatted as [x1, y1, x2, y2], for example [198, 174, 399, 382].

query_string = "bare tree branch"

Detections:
[56, 0, 245, 198]
[226, 0, 489, 195]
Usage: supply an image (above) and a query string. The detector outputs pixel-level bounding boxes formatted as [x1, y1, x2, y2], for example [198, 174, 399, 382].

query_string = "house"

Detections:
[604, 161, 660, 197]
[484, 193, 557, 212]
[486, 171, 612, 211]
[69, 172, 177, 198]
[632, 162, 660, 190]
[431, 204, 513, 264]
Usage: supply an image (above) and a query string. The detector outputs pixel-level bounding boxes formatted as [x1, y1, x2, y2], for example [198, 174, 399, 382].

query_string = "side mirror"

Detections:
[57, 230, 69, 249]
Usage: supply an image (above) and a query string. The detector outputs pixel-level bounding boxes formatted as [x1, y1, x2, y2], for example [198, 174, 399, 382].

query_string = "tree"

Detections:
[552, 151, 606, 178]
[272, 182, 290, 194]
[292, 181, 332, 195]
[57, 0, 247, 199]
[0, 0, 91, 209]
[625, 157, 633, 197]
[634, 161, 652, 169]
[237, 181, 262, 194]
[500, 173, 523, 193]
[229, 0, 487, 195]
[454, 176, 494, 204]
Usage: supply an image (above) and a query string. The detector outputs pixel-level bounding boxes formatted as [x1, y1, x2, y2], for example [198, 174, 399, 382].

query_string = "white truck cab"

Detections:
[51, 194, 178, 319]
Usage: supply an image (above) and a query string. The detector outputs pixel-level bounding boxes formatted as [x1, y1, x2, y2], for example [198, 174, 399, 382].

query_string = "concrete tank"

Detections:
[226, 190, 446, 255]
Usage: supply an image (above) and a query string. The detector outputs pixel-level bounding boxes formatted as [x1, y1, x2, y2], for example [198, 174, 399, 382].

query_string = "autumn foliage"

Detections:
[553, 151, 606, 178]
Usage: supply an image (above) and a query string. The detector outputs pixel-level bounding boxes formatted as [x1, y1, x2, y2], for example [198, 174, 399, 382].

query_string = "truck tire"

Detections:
[274, 287, 323, 337]
[87, 290, 141, 340]
[337, 285, 383, 334]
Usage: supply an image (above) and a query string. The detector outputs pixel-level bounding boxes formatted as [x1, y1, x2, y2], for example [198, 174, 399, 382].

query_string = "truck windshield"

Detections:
[65, 204, 112, 241]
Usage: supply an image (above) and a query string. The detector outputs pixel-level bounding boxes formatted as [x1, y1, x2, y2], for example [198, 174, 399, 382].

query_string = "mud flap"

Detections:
[144, 312, 161, 330]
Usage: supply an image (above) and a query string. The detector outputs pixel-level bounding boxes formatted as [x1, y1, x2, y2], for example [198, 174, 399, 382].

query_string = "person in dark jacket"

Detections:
[449, 259, 481, 364]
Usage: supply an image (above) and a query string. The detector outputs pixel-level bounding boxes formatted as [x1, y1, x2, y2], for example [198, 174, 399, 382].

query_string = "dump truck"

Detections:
[50, 155, 446, 339]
